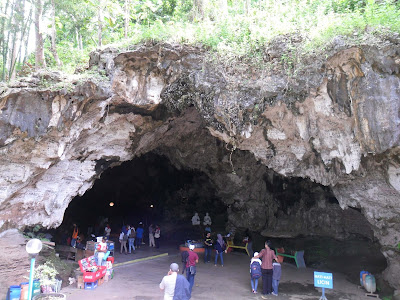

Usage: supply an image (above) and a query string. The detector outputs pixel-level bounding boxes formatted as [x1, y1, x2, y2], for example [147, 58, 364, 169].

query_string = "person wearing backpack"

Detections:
[186, 244, 199, 296]
[127, 225, 136, 253]
[250, 252, 262, 294]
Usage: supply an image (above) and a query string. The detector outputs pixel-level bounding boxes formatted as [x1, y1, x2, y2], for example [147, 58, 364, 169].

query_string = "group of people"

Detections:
[118, 223, 143, 254]
[118, 222, 161, 254]
[159, 238, 282, 300]
[204, 232, 227, 266]
[159, 243, 198, 300]
[251, 241, 282, 298]
[159, 231, 227, 300]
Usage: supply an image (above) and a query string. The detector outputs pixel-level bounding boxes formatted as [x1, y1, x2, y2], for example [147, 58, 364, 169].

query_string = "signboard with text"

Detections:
[314, 272, 333, 289]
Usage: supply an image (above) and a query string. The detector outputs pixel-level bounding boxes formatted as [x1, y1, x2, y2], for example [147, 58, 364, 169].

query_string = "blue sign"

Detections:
[314, 272, 333, 289]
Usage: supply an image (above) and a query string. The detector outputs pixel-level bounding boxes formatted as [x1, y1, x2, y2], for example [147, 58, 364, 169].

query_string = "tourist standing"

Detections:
[97, 237, 108, 266]
[272, 260, 282, 296]
[127, 225, 136, 253]
[136, 222, 144, 248]
[149, 224, 155, 247]
[214, 234, 226, 266]
[104, 224, 111, 240]
[186, 244, 198, 296]
[154, 225, 161, 248]
[159, 263, 190, 300]
[119, 230, 128, 254]
[204, 232, 213, 263]
[250, 252, 262, 294]
[71, 224, 79, 248]
[254, 240, 277, 298]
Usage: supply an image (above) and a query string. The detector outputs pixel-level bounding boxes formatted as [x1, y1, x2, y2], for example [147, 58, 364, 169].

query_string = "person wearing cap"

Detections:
[186, 244, 199, 296]
[160, 263, 190, 300]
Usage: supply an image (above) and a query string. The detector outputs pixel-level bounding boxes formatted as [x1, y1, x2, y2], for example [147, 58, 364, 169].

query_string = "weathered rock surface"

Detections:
[0, 230, 30, 296]
[0, 38, 399, 288]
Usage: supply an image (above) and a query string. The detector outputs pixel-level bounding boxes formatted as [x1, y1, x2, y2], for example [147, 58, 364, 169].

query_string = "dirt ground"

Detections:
[63, 243, 376, 300]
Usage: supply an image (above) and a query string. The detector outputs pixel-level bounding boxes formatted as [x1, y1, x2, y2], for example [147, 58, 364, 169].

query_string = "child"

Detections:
[272, 259, 282, 296]
[250, 252, 262, 294]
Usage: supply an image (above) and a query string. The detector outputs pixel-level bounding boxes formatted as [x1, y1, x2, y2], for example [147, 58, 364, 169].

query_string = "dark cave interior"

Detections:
[60, 152, 228, 240]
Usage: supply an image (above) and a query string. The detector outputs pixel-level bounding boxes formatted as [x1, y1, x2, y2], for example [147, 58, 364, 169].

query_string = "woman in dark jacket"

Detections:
[214, 234, 226, 266]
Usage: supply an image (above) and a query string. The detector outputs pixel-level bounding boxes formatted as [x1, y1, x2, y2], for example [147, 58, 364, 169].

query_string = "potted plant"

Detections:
[33, 262, 59, 293]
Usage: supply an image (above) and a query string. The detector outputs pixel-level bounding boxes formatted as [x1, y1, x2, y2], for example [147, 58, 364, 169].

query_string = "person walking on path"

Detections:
[136, 222, 144, 248]
[154, 225, 161, 248]
[204, 232, 213, 263]
[250, 252, 262, 294]
[149, 224, 155, 247]
[254, 240, 277, 298]
[186, 244, 199, 296]
[272, 260, 282, 296]
[127, 225, 136, 253]
[119, 230, 128, 254]
[159, 263, 191, 300]
[214, 233, 226, 266]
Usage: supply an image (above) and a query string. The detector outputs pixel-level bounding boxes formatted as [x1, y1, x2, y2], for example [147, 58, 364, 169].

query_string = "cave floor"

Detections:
[62, 242, 372, 300]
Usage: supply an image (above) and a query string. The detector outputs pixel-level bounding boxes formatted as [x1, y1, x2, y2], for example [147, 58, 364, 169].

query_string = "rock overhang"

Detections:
[0, 40, 400, 288]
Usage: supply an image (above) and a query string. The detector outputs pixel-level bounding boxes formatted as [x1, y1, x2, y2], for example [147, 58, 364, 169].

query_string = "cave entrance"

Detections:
[58, 152, 227, 244]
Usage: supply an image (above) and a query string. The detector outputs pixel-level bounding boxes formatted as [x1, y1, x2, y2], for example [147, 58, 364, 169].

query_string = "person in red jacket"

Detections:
[254, 240, 277, 298]
[186, 244, 198, 296]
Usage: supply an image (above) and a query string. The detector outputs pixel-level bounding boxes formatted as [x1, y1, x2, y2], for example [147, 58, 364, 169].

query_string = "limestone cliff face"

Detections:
[0, 39, 399, 288]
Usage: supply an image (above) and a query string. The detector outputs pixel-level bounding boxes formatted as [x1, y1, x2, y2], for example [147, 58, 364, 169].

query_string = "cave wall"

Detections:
[0, 39, 399, 288]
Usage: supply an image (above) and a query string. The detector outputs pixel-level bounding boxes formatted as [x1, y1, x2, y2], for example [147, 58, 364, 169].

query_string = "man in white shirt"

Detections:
[160, 263, 179, 300]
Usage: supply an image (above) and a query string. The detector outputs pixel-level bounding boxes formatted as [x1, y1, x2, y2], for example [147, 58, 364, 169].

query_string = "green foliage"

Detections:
[23, 225, 50, 240]
[2, 0, 400, 80]
[34, 261, 59, 286]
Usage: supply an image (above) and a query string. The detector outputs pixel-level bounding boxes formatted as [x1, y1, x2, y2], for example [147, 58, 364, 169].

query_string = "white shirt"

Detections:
[159, 272, 177, 300]
[104, 227, 111, 236]
[119, 232, 124, 241]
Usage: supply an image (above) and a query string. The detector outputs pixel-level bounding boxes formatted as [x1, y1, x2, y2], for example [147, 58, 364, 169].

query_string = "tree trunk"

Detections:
[124, 0, 130, 39]
[9, 0, 26, 80]
[50, 0, 62, 66]
[97, 4, 102, 47]
[193, 0, 206, 19]
[34, 0, 46, 69]
[219, 0, 228, 15]
[1, 0, 13, 81]
[244, 0, 250, 15]
[17, 2, 32, 67]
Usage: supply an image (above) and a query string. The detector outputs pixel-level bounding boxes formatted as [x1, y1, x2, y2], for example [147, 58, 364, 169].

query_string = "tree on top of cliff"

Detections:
[0, 0, 399, 81]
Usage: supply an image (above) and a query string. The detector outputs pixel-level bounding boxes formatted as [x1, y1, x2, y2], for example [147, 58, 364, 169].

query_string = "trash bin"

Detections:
[33, 280, 41, 297]
[6, 285, 21, 300]
[20, 282, 29, 300]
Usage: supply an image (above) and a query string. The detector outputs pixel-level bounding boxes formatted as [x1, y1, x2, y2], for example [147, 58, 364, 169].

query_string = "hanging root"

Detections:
[225, 142, 237, 175]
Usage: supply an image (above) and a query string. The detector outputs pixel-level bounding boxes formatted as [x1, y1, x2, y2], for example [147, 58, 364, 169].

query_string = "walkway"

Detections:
[63, 242, 370, 300]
